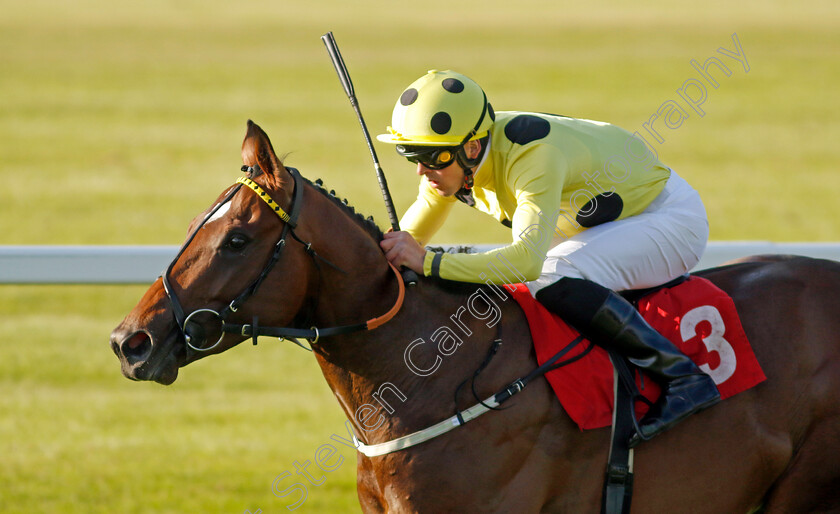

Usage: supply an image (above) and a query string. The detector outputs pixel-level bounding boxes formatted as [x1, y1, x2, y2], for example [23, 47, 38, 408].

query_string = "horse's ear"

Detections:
[241, 120, 286, 185]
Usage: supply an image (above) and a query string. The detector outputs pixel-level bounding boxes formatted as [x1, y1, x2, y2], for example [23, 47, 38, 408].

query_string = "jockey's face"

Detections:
[415, 139, 481, 197]
[417, 160, 465, 197]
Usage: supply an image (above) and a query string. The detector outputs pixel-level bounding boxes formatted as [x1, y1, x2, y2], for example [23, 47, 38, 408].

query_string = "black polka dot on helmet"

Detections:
[430, 112, 452, 135]
[400, 88, 419, 106]
[441, 78, 465, 93]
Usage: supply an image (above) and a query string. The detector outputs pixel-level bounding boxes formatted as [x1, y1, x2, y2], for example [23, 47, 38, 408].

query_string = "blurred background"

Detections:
[1, 0, 838, 512]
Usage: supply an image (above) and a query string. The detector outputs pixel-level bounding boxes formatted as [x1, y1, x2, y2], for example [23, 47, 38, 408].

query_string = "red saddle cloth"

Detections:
[509, 277, 766, 430]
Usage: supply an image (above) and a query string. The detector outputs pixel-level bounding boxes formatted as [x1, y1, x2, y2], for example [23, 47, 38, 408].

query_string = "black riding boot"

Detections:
[535, 277, 720, 448]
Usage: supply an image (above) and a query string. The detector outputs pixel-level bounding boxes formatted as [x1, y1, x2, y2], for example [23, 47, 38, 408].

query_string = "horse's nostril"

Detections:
[122, 332, 152, 361]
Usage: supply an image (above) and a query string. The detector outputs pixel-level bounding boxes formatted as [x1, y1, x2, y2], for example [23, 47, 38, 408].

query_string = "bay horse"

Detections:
[111, 121, 840, 513]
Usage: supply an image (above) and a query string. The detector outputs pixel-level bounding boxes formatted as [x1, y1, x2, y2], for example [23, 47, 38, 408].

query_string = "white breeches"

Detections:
[526, 171, 709, 296]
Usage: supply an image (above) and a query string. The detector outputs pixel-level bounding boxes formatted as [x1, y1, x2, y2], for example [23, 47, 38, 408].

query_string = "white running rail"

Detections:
[2, 242, 840, 284]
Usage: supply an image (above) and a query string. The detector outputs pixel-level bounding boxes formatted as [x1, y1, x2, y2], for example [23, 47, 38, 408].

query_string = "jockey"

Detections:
[377, 69, 720, 447]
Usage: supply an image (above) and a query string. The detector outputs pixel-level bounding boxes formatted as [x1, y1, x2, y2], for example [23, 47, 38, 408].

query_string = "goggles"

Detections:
[396, 145, 459, 170]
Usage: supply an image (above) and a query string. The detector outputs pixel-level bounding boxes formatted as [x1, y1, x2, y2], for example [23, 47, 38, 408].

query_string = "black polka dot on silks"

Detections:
[504, 114, 551, 145]
[576, 193, 624, 228]
[441, 78, 465, 93]
[488, 103, 495, 121]
[430, 112, 452, 134]
[400, 88, 419, 106]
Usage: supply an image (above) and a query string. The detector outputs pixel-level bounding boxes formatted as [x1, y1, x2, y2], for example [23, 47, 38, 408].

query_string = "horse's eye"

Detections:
[225, 234, 249, 251]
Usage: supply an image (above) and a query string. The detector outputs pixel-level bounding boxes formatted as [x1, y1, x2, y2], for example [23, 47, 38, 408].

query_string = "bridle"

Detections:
[161, 165, 405, 353]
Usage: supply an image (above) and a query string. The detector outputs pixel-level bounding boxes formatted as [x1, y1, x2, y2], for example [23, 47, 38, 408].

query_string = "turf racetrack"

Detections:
[1, 1, 838, 512]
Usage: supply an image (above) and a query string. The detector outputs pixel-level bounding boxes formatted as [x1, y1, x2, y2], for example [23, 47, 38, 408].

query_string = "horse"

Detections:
[111, 121, 840, 513]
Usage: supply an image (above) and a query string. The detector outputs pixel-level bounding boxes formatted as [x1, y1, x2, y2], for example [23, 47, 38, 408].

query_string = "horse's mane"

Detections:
[305, 176, 385, 242]
[299, 171, 498, 299]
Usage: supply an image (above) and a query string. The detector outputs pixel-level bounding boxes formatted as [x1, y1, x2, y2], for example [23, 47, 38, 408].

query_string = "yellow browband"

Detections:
[236, 176, 291, 223]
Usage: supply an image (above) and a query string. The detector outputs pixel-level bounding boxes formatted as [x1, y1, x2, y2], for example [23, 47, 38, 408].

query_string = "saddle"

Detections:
[507, 275, 765, 514]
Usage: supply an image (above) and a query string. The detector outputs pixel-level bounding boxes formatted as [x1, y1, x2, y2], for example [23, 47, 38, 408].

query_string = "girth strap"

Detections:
[602, 352, 637, 514]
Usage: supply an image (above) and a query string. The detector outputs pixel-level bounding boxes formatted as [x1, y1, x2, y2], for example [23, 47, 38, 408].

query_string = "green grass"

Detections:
[0, 286, 359, 513]
[1, 0, 839, 512]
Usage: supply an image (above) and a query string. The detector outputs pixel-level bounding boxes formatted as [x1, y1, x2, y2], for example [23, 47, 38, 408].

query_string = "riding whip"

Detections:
[321, 31, 418, 286]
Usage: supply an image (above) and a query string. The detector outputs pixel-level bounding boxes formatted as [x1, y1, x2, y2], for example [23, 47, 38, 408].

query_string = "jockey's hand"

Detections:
[380, 231, 426, 275]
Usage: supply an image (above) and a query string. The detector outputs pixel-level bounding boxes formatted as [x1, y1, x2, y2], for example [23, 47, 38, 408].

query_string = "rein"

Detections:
[162, 166, 404, 353]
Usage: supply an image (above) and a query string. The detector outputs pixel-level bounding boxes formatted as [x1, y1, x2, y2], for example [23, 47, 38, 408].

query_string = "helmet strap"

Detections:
[461, 167, 475, 189]
[455, 134, 489, 182]
[456, 92, 489, 147]
[454, 184, 476, 207]
[453, 140, 485, 208]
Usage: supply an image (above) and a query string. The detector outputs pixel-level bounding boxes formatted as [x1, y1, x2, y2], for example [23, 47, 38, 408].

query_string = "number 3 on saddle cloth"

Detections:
[509, 276, 767, 430]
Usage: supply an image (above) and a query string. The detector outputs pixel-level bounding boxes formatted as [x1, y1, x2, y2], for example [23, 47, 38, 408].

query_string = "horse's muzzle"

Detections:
[110, 328, 182, 385]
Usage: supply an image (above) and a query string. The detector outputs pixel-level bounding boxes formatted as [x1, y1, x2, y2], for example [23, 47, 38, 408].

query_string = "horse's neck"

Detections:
[299, 188, 517, 441]
[302, 202, 394, 330]
[312, 266, 505, 442]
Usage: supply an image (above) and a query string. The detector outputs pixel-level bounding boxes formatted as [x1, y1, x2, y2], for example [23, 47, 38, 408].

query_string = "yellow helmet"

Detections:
[376, 70, 494, 147]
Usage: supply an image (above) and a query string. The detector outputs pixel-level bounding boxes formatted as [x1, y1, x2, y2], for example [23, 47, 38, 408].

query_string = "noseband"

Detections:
[161, 166, 404, 353]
